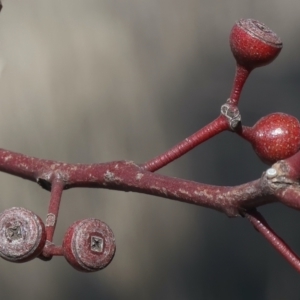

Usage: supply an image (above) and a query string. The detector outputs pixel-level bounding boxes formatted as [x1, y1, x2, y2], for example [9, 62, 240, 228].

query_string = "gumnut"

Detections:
[230, 19, 282, 70]
[0, 207, 46, 262]
[240, 113, 300, 164]
[62, 218, 116, 272]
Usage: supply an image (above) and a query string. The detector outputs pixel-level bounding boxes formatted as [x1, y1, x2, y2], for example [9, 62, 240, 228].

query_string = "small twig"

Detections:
[142, 115, 229, 172]
[45, 178, 65, 242]
[245, 209, 300, 273]
[227, 64, 251, 106]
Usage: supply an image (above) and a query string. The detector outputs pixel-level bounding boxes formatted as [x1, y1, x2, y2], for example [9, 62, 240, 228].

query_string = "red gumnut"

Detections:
[230, 19, 282, 70]
[0, 207, 46, 262]
[62, 218, 116, 272]
[240, 113, 300, 165]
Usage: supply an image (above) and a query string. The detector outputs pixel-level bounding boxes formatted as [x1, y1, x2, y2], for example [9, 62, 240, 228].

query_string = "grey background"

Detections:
[0, 0, 300, 299]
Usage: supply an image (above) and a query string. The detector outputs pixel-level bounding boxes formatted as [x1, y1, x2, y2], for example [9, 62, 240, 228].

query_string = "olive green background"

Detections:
[0, 1, 299, 299]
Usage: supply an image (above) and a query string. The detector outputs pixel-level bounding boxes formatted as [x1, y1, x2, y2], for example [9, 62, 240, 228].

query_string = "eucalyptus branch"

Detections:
[0, 4, 300, 279]
[0, 148, 277, 215]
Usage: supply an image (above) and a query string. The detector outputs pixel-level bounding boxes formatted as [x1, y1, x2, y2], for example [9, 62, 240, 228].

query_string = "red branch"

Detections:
[245, 210, 300, 272]
[142, 115, 229, 172]
[0, 148, 277, 215]
[0, 4, 299, 275]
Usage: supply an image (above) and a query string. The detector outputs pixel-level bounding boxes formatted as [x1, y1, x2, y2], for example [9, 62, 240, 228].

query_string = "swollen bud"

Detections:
[241, 113, 300, 165]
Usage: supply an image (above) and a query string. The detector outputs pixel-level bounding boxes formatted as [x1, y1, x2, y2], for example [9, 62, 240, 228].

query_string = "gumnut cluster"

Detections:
[228, 19, 300, 164]
[0, 207, 116, 272]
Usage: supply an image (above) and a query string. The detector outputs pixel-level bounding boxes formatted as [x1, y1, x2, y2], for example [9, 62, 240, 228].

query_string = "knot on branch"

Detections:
[37, 169, 68, 191]
[220, 102, 241, 130]
[262, 161, 295, 192]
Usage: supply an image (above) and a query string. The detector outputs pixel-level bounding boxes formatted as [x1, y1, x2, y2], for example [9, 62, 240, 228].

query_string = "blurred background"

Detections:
[0, 0, 299, 299]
